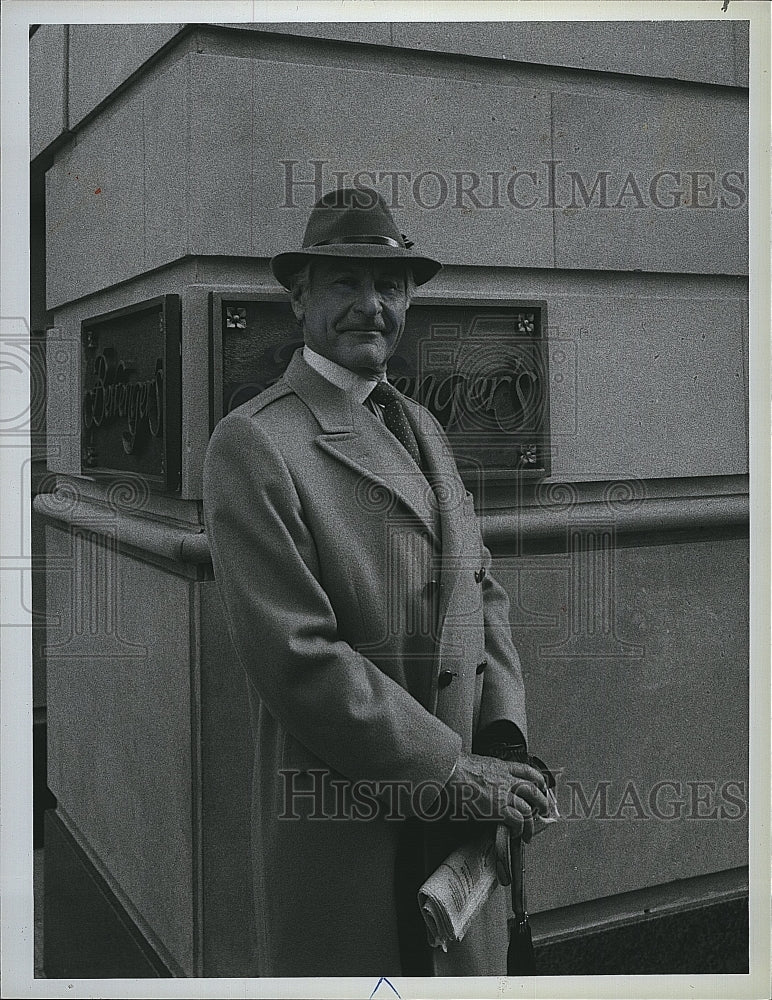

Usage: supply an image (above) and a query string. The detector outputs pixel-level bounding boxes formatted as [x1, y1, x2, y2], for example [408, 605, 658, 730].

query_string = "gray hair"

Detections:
[287, 262, 313, 305]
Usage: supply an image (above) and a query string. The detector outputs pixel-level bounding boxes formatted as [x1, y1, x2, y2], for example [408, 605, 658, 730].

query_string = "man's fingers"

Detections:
[507, 761, 548, 794]
[446, 753, 551, 827]
[500, 804, 525, 838]
[501, 795, 533, 844]
[511, 780, 549, 817]
[508, 795, 534, 842]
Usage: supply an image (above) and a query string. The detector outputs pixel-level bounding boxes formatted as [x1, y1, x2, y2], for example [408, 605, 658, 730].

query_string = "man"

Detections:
[203, 187, 548, 977]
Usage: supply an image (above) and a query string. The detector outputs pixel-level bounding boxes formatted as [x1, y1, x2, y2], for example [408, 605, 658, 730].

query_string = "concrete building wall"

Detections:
[41, 26, 748, 308]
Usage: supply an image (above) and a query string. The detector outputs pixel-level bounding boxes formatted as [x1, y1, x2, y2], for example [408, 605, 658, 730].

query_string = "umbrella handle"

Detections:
[510, 833, 526, 918]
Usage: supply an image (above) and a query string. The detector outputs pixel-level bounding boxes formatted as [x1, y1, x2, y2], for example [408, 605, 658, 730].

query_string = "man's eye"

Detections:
[378, 282, 400, 293]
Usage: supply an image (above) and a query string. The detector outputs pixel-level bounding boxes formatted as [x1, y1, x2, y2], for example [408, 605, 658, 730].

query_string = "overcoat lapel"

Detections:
[282, 350, 439, 541]
[402, 399, 473, 629]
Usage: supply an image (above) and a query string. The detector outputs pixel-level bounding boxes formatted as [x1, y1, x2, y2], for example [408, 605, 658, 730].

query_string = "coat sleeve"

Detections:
[421, 407, 529, 745]
[203, 410, 462, 801]
[476, 540, 529, 745]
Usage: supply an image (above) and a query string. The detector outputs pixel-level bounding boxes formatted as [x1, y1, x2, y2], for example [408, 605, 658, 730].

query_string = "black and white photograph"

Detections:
[1, 2, 770, 998]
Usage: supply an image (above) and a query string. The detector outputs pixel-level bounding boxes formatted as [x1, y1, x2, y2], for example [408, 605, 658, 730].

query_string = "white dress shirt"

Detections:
[302, 345, 387, 422]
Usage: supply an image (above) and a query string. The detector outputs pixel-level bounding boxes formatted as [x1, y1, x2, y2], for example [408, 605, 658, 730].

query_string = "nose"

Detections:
[351, 276, 383, 323]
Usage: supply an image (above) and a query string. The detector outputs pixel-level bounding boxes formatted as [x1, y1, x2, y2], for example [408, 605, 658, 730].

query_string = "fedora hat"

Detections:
[270, 186, 442, 289]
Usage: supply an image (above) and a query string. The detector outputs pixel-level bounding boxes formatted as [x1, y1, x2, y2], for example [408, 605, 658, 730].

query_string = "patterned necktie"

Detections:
[368, 381, 424, 470]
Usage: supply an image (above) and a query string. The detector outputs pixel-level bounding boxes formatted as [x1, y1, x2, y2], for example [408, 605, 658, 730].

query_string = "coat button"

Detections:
[476, 659, 488, 675]
[438, 669, 457, 689]
[424, 578, 439, 598]
[474, 567, 487, 584]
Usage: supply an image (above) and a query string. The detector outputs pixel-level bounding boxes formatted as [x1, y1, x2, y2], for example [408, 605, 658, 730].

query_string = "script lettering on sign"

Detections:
[82, 350, 164, 454]
[81, 295, 181, 490]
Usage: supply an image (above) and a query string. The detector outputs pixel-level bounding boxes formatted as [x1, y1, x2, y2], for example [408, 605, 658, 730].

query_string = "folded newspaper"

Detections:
[418, 789, 559, 951]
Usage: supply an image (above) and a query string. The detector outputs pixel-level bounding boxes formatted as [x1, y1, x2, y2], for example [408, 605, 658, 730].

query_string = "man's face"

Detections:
[293, 258, 411, 376]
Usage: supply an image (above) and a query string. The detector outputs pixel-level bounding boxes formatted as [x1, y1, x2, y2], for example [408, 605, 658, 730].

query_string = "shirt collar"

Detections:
[302, 345, 387, 405]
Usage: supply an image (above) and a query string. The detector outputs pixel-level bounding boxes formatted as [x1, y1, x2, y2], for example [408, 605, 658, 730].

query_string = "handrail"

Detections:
[33, 490, 749, 568]
[482, 493, 749, 550]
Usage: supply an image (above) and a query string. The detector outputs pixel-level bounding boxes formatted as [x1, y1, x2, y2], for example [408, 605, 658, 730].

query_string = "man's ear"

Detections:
[288, 283, 305, 324]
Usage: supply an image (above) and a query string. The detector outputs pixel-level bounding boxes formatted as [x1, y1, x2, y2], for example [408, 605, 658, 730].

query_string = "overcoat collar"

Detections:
[282, 348, 439, 538]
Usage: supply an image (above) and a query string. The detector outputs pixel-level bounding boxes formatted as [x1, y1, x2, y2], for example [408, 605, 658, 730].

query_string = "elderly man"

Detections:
[203, 187, 548, 977]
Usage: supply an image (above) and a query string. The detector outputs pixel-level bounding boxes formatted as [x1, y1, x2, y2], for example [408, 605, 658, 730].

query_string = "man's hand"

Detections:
[445, 753, 549, 843]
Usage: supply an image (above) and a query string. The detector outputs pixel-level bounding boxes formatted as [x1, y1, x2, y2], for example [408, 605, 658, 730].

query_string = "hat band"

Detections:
[309, 235, 404, 249]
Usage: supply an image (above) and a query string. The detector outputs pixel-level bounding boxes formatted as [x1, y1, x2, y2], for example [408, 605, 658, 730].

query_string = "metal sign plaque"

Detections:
[81, 295, 181, 490]
[212, 293, 549, 477]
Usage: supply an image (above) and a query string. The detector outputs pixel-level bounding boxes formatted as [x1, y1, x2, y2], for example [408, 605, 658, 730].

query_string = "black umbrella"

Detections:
[507, 834, 537, 975]
[490, 746, 554, 976]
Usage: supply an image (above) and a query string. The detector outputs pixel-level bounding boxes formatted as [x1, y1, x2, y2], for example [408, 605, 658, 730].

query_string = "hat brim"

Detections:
[270, 244, 442, 289]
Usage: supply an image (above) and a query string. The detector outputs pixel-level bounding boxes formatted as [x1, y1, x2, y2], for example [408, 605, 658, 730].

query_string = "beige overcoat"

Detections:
[203, 348, 528, 977]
